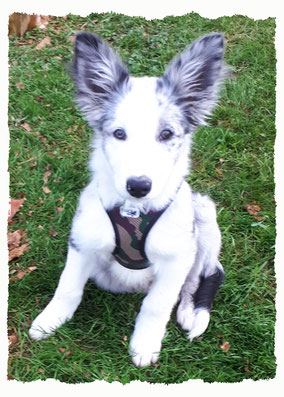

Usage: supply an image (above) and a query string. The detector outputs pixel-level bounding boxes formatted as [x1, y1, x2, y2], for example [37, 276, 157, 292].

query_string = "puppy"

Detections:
[29, 32, 228, 367]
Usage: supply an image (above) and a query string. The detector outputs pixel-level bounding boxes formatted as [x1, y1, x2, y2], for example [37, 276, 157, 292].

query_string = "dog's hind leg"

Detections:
[177, 193, 224, 340]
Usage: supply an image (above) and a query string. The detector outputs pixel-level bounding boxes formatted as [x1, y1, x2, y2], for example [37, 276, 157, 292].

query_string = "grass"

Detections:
[8, 12, 276, 383]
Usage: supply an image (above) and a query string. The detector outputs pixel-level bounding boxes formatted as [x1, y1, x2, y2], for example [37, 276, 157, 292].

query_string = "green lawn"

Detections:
[8, 12, 276, 383]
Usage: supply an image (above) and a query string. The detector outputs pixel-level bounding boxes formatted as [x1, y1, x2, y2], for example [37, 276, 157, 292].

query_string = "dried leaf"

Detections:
[220, 340, 231, 352]
[58, 347, 66, 353]
[38, 368, 45, 374]
[43, 170, 52, 185]
[244, 360, 252, 373]
[21, 123, 31, 132]
[8, 334, 18, 348]
[36, 36, 51, 50]
[8, 199, 24, 223]
[9, 243, 29, 262]
[49, 228, 57, 237]
[42, 186, 51, 194]
[245, 203, 261, 216]
[26, 266, 38, 273]
[69, 35, 75, 43]
[16, 82, 24, 89]
[16, 269, 26, 280]
[7, 230, 22, 250]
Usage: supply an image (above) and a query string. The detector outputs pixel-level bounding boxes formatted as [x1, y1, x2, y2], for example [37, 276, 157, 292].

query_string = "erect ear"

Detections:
[72, 32, 129, 127]
[159, 33, 230, 130]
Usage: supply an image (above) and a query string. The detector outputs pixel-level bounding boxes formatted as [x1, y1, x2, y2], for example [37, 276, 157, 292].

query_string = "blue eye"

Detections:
[113, 129, 126, 140]
[159, 129, 173, 141]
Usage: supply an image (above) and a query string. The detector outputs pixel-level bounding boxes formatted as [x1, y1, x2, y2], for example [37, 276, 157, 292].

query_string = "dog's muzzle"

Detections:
[126, 176, 152, 198]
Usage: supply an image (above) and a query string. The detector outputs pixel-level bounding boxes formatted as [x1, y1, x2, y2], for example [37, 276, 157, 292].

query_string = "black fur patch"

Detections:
[194, 268, 225, 310]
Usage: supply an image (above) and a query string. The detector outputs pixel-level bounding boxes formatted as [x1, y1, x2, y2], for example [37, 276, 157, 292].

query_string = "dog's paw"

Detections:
[129, 334, 161, 367]
[177, 305, 210, 341]
[29, 316, 56, 341]
[176, 302, 196, 331]
[29, 304, 71, 341]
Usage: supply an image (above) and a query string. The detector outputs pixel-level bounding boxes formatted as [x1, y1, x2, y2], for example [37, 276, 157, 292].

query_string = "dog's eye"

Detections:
[113, 129, 127, 140]
[159, 129, 173, 141]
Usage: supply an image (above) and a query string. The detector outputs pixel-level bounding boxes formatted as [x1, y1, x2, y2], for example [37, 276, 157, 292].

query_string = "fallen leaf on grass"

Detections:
[220, 340, 231, 352]
[8, 334, 18, 348]
[244, 360, 252, 373]
[8, 198, 24, 224]
[16, 82, 24, 89]
[43, 170, 52, 185]
[21, 123, 31, 132]
[8, 229, 22, 250]
[36, 36, 51, 50]
[9, 242, 29, 262]
[15, 269, 26, 280]
[49, 227, 57, 237]
[42, 186, 51, 194]
[26, 266, 38, 273]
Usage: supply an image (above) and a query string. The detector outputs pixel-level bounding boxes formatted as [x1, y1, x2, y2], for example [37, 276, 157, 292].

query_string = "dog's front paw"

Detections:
[177, 304, 210, 341]
[29, 314, 57, 341]
[129, 333, 161, 367]
[29, 303, 73, 341]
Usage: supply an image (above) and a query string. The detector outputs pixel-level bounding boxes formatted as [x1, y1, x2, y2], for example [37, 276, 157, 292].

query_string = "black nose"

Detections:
[126, 176, 152, 198]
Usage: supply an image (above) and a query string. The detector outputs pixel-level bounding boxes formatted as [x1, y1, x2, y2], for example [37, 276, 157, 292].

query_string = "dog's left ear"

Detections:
[72, 32, 129, 127]
[160, 33, 230, 130]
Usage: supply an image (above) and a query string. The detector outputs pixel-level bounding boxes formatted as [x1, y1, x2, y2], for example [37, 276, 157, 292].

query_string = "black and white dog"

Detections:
[29, 32, 228, 367]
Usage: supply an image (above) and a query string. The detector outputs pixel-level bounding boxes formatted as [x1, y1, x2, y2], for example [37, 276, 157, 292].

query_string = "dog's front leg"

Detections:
[129, 254, 194, 367]
[29, 246, 94, 341]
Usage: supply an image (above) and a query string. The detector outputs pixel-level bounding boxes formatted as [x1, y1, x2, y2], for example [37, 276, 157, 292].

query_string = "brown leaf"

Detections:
[8, 198, 24, 223]
[36, 36, 51, 50]
[57, 206, 63, 213]
[220, 341, 231, 352]
[21, 123, 31, 132]
[43, 170, 52, 185]
[16, 269, 26, 280]
[7, 230, 22, 250]
[58, 347, 66, 353]
[49, 228, 57, 237]
[244, 360, 252, 373]
[9, 243, 29, 262]
[42, 186, 51, 194]
[38, 368, 45, 374]
[245, 203, 261, 216]
[8, 334, 18, 348]
[16, 82, 24, 89]
[26, 266, 38, 273]
[69, 35, 75, 43]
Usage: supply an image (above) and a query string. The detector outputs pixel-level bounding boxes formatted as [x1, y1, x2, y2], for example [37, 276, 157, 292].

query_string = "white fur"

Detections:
[29, 32, 227, 367]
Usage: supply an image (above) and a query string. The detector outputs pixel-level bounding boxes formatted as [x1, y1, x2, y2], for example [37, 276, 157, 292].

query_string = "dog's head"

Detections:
[73, 32, 229, 205]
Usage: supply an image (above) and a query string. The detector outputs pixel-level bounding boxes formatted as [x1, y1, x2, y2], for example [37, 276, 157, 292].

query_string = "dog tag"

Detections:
[120, 201, 140, 218]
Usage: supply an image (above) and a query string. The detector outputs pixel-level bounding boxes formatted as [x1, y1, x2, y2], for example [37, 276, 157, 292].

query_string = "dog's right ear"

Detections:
[72, 32, 129, 127]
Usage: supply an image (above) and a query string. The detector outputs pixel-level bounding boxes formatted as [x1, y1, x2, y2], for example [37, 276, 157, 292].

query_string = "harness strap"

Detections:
[106, 180, 183, 270]
[106, 206, 166, 270]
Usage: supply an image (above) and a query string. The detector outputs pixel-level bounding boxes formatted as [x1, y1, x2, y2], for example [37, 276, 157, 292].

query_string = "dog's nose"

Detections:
[126, 176, 152, 198]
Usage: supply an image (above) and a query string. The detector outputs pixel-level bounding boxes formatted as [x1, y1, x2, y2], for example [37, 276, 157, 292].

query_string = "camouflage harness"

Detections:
[106, 205, 170, 270]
